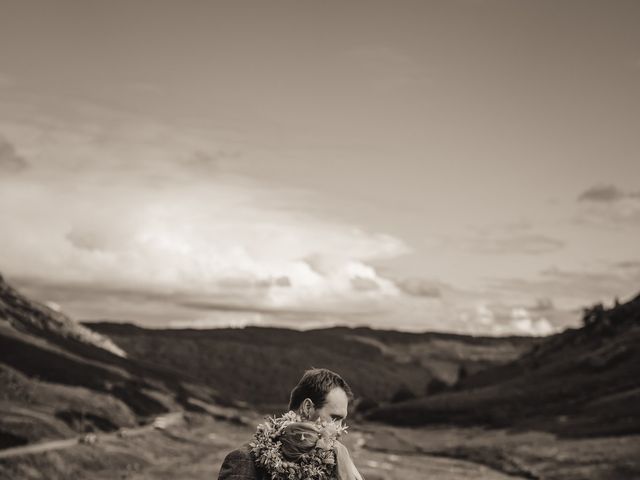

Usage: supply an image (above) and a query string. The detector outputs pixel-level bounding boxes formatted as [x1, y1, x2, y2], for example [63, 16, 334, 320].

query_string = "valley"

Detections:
[1, 274, 638, 479]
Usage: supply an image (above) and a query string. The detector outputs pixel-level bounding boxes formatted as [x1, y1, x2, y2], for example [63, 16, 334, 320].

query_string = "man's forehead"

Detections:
[325, 388, 349, 415]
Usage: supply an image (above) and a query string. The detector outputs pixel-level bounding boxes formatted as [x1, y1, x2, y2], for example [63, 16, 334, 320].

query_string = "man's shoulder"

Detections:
[225, 445, 253, 461]
[218, 444, 265, 480]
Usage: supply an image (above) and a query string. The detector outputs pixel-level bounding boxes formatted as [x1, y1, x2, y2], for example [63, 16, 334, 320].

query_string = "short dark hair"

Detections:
[288, 368, 353, 411]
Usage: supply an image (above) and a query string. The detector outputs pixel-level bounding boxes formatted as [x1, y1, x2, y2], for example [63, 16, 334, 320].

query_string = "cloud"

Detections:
[12, 274, 389, 330]
[577, 198, 640, 225]
[578, 184, 627, 203]
[0, 108, 410, 320]
[576, 184, 640, 226]
[1, 176, 406, 306]
[614, 260, 640, 270]
[462, 231, 564, 255]
[530, 297, 555, 311]
[0, 134, 28, 172]
[490, 234, 564, 255]
[509, 307, 554, 336]
[395, 278, 442, 298]
[358, 281, 571, 336]
[474, 303, 495, 326]
[350, 276, 381, 292]
[462, 302, 560, 336]
[490, 264, 640, 311]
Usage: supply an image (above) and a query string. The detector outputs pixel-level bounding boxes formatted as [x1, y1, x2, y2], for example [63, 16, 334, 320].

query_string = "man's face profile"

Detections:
[303, 387, 349, 425]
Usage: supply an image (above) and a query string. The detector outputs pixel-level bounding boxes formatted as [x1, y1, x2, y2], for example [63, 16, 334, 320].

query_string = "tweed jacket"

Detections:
[218, 444, 266, 480]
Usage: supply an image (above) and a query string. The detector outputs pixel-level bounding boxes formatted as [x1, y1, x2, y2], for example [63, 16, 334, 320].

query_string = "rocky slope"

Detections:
[0, 274, 221, 449]
[0, 274, 125, 357]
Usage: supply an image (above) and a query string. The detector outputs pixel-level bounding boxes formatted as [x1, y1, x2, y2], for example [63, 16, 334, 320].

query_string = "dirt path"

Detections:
[0, 411, 183, 460]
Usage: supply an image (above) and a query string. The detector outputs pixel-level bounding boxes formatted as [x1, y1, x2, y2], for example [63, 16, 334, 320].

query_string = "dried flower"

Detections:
[250, 411, 348, 480]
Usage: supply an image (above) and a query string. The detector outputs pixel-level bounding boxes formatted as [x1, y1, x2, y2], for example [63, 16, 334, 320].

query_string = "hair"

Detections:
[288, 368, 353, 411]
[279, 423, 320, 461]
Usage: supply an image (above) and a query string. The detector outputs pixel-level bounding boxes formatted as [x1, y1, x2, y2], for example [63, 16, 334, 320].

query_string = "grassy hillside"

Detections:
[326, 326, 538, 383]
[367, 294, 640, 438]
[0, 271, 536, 449]
[0, 274, 221, 448]
[87, 323, 536, 409]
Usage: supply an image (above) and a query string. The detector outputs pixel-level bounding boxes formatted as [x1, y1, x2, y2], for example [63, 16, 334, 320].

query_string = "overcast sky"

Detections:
[1, 0, 639, 335]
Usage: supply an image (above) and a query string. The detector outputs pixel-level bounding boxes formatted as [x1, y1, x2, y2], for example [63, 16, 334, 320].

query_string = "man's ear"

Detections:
[301, 398, 314, 418]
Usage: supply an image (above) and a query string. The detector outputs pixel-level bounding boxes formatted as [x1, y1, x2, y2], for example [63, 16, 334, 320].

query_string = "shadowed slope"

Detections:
[0, 274, 221, 446]
[367, 293, 640, 437]
[87, 322, 536, 409]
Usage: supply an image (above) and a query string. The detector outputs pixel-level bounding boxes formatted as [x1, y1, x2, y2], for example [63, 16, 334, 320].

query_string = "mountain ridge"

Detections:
[0, 274, 125, 357]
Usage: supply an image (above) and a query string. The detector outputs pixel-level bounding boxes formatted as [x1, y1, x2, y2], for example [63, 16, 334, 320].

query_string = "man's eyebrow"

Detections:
[331, 414, 345, 420]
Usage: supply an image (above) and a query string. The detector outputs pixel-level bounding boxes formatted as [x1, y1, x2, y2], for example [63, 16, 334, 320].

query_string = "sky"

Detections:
[0, 0, 639, 335]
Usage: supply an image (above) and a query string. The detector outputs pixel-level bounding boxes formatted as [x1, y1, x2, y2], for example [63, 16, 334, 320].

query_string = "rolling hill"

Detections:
[86, 322, 537, 410]
[0, 270, 540, 449]
[367, 293, 640, 437]
[0, 274, 221, 449]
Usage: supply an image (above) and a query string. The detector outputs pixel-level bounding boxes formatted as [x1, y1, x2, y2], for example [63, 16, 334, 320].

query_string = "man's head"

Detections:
[288, 368, 353, 424]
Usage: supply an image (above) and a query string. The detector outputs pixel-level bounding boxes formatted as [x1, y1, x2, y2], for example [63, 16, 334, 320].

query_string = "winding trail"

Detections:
[0, 411, 183, 460]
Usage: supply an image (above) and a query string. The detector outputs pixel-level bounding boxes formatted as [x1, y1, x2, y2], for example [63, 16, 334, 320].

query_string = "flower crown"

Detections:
[250, 410, 348, 480]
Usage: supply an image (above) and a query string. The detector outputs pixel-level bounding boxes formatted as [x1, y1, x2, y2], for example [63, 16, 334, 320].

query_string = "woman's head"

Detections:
[279, 422, 320, 461]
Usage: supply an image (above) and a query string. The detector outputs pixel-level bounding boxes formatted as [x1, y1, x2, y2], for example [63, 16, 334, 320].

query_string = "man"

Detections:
[217, 368, 354, 480]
